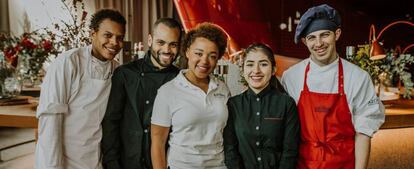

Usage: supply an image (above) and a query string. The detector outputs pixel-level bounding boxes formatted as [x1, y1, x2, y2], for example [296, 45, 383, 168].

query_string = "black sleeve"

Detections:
[224, 101, 245, 169]
[279, 96, 300, 169]
[101, 68, 126, 169]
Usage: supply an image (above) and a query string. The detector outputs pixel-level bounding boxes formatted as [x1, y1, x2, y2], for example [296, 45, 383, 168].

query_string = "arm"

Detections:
[36, 55, 72, 169]
[151, 124, 170, 169]
[355, 133, 371, 169]
[279, 97, 300, 169]
[101, 68, 126, 169]
[223, 102, 244, 169]
[351, 72, 385, 169]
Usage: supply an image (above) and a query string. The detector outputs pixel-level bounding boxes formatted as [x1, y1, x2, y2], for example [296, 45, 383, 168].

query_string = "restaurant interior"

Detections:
[0, 0, 413, 168]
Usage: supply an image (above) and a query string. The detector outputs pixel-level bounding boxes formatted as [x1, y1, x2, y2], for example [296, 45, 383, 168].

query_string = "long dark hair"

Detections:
[243, 43, 286, 93]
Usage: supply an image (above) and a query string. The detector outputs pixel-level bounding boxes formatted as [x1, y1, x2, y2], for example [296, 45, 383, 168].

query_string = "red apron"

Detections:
[297, 59, 356, 169]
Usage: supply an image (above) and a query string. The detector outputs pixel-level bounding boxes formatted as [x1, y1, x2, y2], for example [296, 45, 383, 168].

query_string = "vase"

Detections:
[0, 58, 21, 99]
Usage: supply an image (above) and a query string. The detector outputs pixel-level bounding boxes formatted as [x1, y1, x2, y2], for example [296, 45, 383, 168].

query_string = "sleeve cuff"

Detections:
[151, 119, 171, 127]
[36, 103, 69, 117]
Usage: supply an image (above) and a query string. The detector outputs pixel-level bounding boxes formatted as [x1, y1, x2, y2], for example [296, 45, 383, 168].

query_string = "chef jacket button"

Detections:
[256, 98, 260, 101]
[257, 157, 262, 161]
[255, 126, 260, 130]
[141, 73, 145, 76]
[256, 141, 260, 146]
[145, 100, 150, 104]
[144, 129, 148, 133]
[256, 112, 260, 116]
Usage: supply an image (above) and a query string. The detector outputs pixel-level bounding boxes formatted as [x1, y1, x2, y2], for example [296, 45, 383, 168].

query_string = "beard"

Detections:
[150, 47, 177, 67]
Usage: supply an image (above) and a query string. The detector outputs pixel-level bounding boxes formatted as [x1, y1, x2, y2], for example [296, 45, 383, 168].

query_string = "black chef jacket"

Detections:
[224, 85, 300, 169]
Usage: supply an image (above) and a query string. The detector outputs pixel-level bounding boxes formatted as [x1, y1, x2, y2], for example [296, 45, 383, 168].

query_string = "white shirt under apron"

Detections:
[35, 46, 112, 169]
[281, 57, 385, 137]
[152, 70, 230, 169]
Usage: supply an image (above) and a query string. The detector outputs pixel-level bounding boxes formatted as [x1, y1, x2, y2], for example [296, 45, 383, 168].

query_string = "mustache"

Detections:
[157, 52, 173, 55]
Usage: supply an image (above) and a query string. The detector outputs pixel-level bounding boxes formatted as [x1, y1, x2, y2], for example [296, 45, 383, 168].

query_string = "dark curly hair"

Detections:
[89, 9, 126, 31]
[181, 22, 228, 59]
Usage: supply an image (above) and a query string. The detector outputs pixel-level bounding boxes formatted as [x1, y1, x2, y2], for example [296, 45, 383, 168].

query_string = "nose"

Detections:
[110, 36, 119, 46]
[161, 44, 171, 53]
[315, 37, 323, 47]
[253, 64, 260, 73]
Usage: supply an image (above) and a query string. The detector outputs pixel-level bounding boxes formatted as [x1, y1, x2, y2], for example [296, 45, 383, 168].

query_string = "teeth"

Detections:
[251, 76, 263, 80]
[106, 47, 116, 52]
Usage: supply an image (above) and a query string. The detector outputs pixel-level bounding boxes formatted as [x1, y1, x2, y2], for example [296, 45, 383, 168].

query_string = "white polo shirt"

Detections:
[281, 57, 385, 137]
[152, 70, 230, 169]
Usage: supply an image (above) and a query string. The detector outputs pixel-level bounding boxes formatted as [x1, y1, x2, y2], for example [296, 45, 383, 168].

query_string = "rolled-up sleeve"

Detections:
[352, 73, 385, 137]
[35, 54, 74, 169]
[36, 56, 74, 117]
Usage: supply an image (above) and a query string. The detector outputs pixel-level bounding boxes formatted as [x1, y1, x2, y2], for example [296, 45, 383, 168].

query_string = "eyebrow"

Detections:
[245, 59, 270, 62]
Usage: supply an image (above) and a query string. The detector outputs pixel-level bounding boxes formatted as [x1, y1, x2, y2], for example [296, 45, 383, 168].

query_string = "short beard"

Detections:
[150, 47, 176, 67]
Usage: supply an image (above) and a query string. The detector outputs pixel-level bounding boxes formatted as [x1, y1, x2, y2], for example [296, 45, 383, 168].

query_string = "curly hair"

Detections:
[181, 22, 228, 59]
[89, 9, 126, 31]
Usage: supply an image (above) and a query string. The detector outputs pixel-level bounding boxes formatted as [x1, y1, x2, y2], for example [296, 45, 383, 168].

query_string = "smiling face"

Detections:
[302, 29, 341, 66]
[243, 50, 274, 94]
[148, 23, 181, 69]
[185, 37, 219, 83]
[91, 19, 125, 61]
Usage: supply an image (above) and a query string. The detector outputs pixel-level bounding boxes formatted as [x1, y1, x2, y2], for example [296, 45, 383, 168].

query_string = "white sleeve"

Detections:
[151, 88, 173, 127]
[35, 54, 74, 169]
[36, 55, 74, 117]
[36, 114, 64, 169]
[351, 73, 385, 137]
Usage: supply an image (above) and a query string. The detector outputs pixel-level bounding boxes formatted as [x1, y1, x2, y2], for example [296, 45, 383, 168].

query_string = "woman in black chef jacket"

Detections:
[224, 43, 300, 169]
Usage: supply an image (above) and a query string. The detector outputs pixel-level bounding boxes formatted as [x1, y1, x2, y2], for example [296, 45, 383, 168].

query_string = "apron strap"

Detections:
[303, 62, 311, 92]
[338, 58, 345, 95]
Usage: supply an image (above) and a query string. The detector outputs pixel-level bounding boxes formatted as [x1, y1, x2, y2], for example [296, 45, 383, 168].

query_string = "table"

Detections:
[381, 99, 414, 129]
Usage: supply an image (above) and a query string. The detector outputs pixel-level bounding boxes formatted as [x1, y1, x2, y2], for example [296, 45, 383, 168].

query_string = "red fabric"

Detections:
[297, 59, 356, 169]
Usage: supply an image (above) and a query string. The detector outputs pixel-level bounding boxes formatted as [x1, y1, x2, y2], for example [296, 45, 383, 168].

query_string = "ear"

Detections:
[272, 66, 277, 75]
[185, 48, 190, 59]
[335, 28, 342, 41]
[301, 38, 307, 45]
[90, 29, 97, 38]
[147, 34, 153, 47]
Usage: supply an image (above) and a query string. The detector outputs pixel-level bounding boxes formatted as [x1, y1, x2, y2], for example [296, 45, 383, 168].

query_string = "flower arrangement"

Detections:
[48, 0, 91, 51]
[347, 44, 414, 98]
[0, 31, 59, 83]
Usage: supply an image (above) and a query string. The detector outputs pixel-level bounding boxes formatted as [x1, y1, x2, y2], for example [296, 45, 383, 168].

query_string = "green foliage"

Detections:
[347, 44, 414, 98]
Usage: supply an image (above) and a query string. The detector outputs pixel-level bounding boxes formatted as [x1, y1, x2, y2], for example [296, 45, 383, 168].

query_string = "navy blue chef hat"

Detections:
[294, 4, 341, 44]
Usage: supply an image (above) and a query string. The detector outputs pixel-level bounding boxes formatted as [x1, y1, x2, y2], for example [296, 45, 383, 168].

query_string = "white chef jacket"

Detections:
[152, 70, 230, 169]
[281, 57, 385, 137]
[35, 46, 112, 169]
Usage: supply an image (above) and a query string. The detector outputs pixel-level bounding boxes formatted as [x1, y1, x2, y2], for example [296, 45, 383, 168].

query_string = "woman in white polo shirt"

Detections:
[151, 22, 230, 169]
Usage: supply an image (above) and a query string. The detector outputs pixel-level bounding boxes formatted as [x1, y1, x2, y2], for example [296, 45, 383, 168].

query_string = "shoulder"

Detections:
[341, 58, 371, 81]
[282, 58, 308, 79]
[158, 77, 178, 94]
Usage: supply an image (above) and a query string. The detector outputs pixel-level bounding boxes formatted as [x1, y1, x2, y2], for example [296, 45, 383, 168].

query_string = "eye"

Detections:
[157, 41, 165, 46]
[306, 36, 315, 41]
[169, 43, 178, 48]
[260, 62, 269, 67]
[104, 33, 112, 38]
[321, 32, 330, 38]
[116, 36, 125, 41]
[194, 52, 203, 57]
[209, 55, 218, 60]
[245, 63, 253, 67]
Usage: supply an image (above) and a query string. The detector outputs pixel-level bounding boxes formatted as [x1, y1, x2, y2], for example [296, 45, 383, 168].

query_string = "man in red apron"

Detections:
[281, 4, 385, 169]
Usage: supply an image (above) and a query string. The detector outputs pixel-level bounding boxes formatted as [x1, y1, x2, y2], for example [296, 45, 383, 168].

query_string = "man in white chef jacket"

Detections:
[35, 9, 126, 169]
